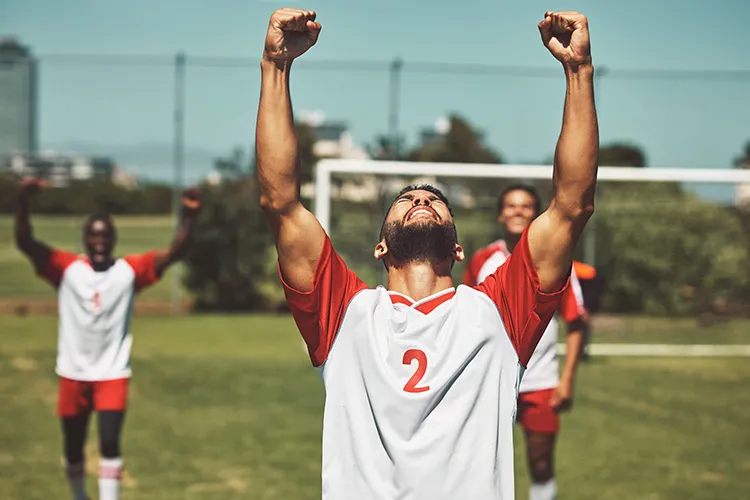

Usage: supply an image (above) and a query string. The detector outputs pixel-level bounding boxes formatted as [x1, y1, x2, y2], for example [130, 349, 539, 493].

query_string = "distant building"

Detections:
[5, 152, 117, 187]
[298, 110, 369, 160]
[0, 37, 37, 159]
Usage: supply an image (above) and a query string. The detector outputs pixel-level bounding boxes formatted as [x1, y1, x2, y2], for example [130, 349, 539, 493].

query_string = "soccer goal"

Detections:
[314, 159, 750, 357]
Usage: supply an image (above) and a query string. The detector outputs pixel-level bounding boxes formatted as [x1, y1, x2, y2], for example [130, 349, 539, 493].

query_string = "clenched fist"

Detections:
[181, 187, 201, 215]
[539, 11, 591, 68]
[263, 8, 321, 64]
[18, 177, 46, 200]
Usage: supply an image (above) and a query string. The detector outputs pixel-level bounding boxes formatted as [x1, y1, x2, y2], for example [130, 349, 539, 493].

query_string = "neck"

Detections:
[386, 260, 454, 301]
[505, 232, 522, 253]
[90, 257, 114, 272]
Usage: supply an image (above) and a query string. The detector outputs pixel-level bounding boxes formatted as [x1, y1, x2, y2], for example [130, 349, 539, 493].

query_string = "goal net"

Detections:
[313, 159, 750, 355]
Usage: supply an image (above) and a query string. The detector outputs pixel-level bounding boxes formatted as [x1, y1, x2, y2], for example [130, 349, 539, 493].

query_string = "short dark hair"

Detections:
[497, 184, 542, 215]
[380, 184, 454, 239]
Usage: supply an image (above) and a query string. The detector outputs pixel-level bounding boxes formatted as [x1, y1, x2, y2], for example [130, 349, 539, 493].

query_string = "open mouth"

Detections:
[405, 207, 438, 222]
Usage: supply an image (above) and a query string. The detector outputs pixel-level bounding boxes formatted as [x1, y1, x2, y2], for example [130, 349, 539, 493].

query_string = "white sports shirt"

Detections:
[38, 248, 160, 381]
[464, 239, 586, 393]
[282, 229, 569, 500]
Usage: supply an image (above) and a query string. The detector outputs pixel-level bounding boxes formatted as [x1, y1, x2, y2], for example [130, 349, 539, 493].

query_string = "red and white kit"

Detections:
[39, 249, 160, 417]
[464, 239, 586, 433]
[283, 229, 568, 500]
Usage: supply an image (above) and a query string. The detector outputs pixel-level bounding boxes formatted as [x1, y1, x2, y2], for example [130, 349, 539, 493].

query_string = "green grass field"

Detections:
[2, 313, 749, 500]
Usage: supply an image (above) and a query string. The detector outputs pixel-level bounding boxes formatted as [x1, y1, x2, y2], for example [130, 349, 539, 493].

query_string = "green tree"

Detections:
[182, 178, 281, 311]
[596, 188, 750, 316]
[296, 122, 318, 186]
[184, 134, 318, 311]
[733, 141, 750, 169]
[407, 115, 501, 164]
[598, 143, 647, 167]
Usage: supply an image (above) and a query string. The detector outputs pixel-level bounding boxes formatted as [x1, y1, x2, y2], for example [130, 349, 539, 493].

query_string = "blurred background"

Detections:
[1, 1, 749, 499]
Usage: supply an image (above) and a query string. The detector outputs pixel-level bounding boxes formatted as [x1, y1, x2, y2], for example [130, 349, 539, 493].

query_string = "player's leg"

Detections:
[58, 378, 93, 500]
[525, 430, 557, 500]
[98, 411, 126, 500]
[93, 378, 129, 500]
[517, 389, 559, 500]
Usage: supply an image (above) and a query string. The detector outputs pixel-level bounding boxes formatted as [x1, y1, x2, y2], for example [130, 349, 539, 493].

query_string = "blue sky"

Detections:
[1, 0, 749, 185]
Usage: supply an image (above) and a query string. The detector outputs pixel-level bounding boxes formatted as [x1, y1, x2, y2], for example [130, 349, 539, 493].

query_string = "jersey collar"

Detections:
[388, 287, 456, 314]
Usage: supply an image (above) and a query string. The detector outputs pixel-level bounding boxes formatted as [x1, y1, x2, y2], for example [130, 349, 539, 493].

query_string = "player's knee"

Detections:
[530, 458, 554, 483]
[64, 446, 85, 465]
[63, 432, 86, 464]
[100, 437, 120, 458]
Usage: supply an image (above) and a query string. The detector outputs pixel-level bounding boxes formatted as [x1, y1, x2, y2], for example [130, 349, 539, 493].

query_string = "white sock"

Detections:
[98, 457, 123, 500]
[65, 461, 87, 500]
[530, 478, 557, 500]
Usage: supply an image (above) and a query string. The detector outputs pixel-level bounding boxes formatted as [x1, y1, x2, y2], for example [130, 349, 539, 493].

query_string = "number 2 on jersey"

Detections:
[402, 349, 430, 393]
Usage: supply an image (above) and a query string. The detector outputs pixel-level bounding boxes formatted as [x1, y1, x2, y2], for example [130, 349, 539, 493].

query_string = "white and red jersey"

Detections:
[463, 239, 586, 393]
[282, 229, 568, 500]
[38, 249, 160, 381]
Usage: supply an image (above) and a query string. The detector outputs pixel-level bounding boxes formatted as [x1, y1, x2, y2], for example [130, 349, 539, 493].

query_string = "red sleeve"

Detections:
[462, 245, 495, 286]
[473, 229, 570, 367]
[558, 270, 586, 323]
[123, 251, 160, 292]
[280, 236, 368, 367]
[38, 249, 79, 288]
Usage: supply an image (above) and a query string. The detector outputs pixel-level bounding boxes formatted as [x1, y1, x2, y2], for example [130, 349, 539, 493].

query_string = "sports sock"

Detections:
[65, 460, 87, 500]
[530, 478, 557, 500]
[98, 457, 123, 500]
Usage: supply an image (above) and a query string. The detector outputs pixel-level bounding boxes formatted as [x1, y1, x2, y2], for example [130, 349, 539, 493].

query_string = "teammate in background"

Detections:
[256, 8, 597, 499]
[464, 184, 590, 500]
[14, 177, 201, 500]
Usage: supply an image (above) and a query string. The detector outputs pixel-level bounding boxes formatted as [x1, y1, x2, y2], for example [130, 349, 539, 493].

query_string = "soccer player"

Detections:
[14, 177, 201, 500]
[256, 8, 598, 499]
[464, 184, 590, 500]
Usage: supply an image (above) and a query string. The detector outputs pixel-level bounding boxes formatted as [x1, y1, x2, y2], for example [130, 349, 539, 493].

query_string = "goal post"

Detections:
[313, 159, 750, 356]
[314, 159, 750, 234]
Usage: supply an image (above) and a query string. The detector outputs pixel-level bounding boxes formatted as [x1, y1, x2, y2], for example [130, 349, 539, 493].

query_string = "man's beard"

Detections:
[383, 219, 458, 266]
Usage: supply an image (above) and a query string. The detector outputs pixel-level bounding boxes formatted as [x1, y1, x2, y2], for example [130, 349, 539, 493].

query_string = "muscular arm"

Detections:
[256, 59, 325, 292]
[529, 13, 598, 293]
[14, 191, 50, 272]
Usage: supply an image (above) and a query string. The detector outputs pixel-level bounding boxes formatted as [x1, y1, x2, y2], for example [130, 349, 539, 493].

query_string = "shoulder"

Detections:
[121, 251, 159, 271]
[470, 239, 508, 263]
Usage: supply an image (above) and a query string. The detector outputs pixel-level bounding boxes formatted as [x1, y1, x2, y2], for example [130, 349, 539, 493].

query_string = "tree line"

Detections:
[3, 117, 749, 318]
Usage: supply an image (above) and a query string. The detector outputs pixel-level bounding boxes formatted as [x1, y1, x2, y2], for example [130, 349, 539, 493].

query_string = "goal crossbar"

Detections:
[314, 159, 750, 233]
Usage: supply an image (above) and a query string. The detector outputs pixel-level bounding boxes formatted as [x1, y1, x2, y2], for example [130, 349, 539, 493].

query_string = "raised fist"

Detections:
[18, 177, 46, 199]
[263, 8, 321, 64]
[538, 11, 591, 68]
[181, 187, 201, 214]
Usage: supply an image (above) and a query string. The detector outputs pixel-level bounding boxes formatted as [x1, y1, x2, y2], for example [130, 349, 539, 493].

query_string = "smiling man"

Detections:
[256, 7, 599, 499]
[14, 177, 200, 500]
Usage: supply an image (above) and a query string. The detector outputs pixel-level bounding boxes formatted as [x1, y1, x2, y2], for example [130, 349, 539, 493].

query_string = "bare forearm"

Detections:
[14, 197, 34, 249]
[169, 215, 196, 259]
[561, 328, 584, 384]
[256, 58, 300, 215]
[552, 64, 598, 220]
[154, 214, 196, 275]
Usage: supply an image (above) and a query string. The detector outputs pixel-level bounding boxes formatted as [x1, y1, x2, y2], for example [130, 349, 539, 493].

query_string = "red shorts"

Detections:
[516, 388, 559, 434]
[57, 377, 130, 418]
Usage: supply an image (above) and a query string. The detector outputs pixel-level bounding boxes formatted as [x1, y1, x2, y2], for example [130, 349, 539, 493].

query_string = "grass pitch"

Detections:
[1, 313, 749, 499]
